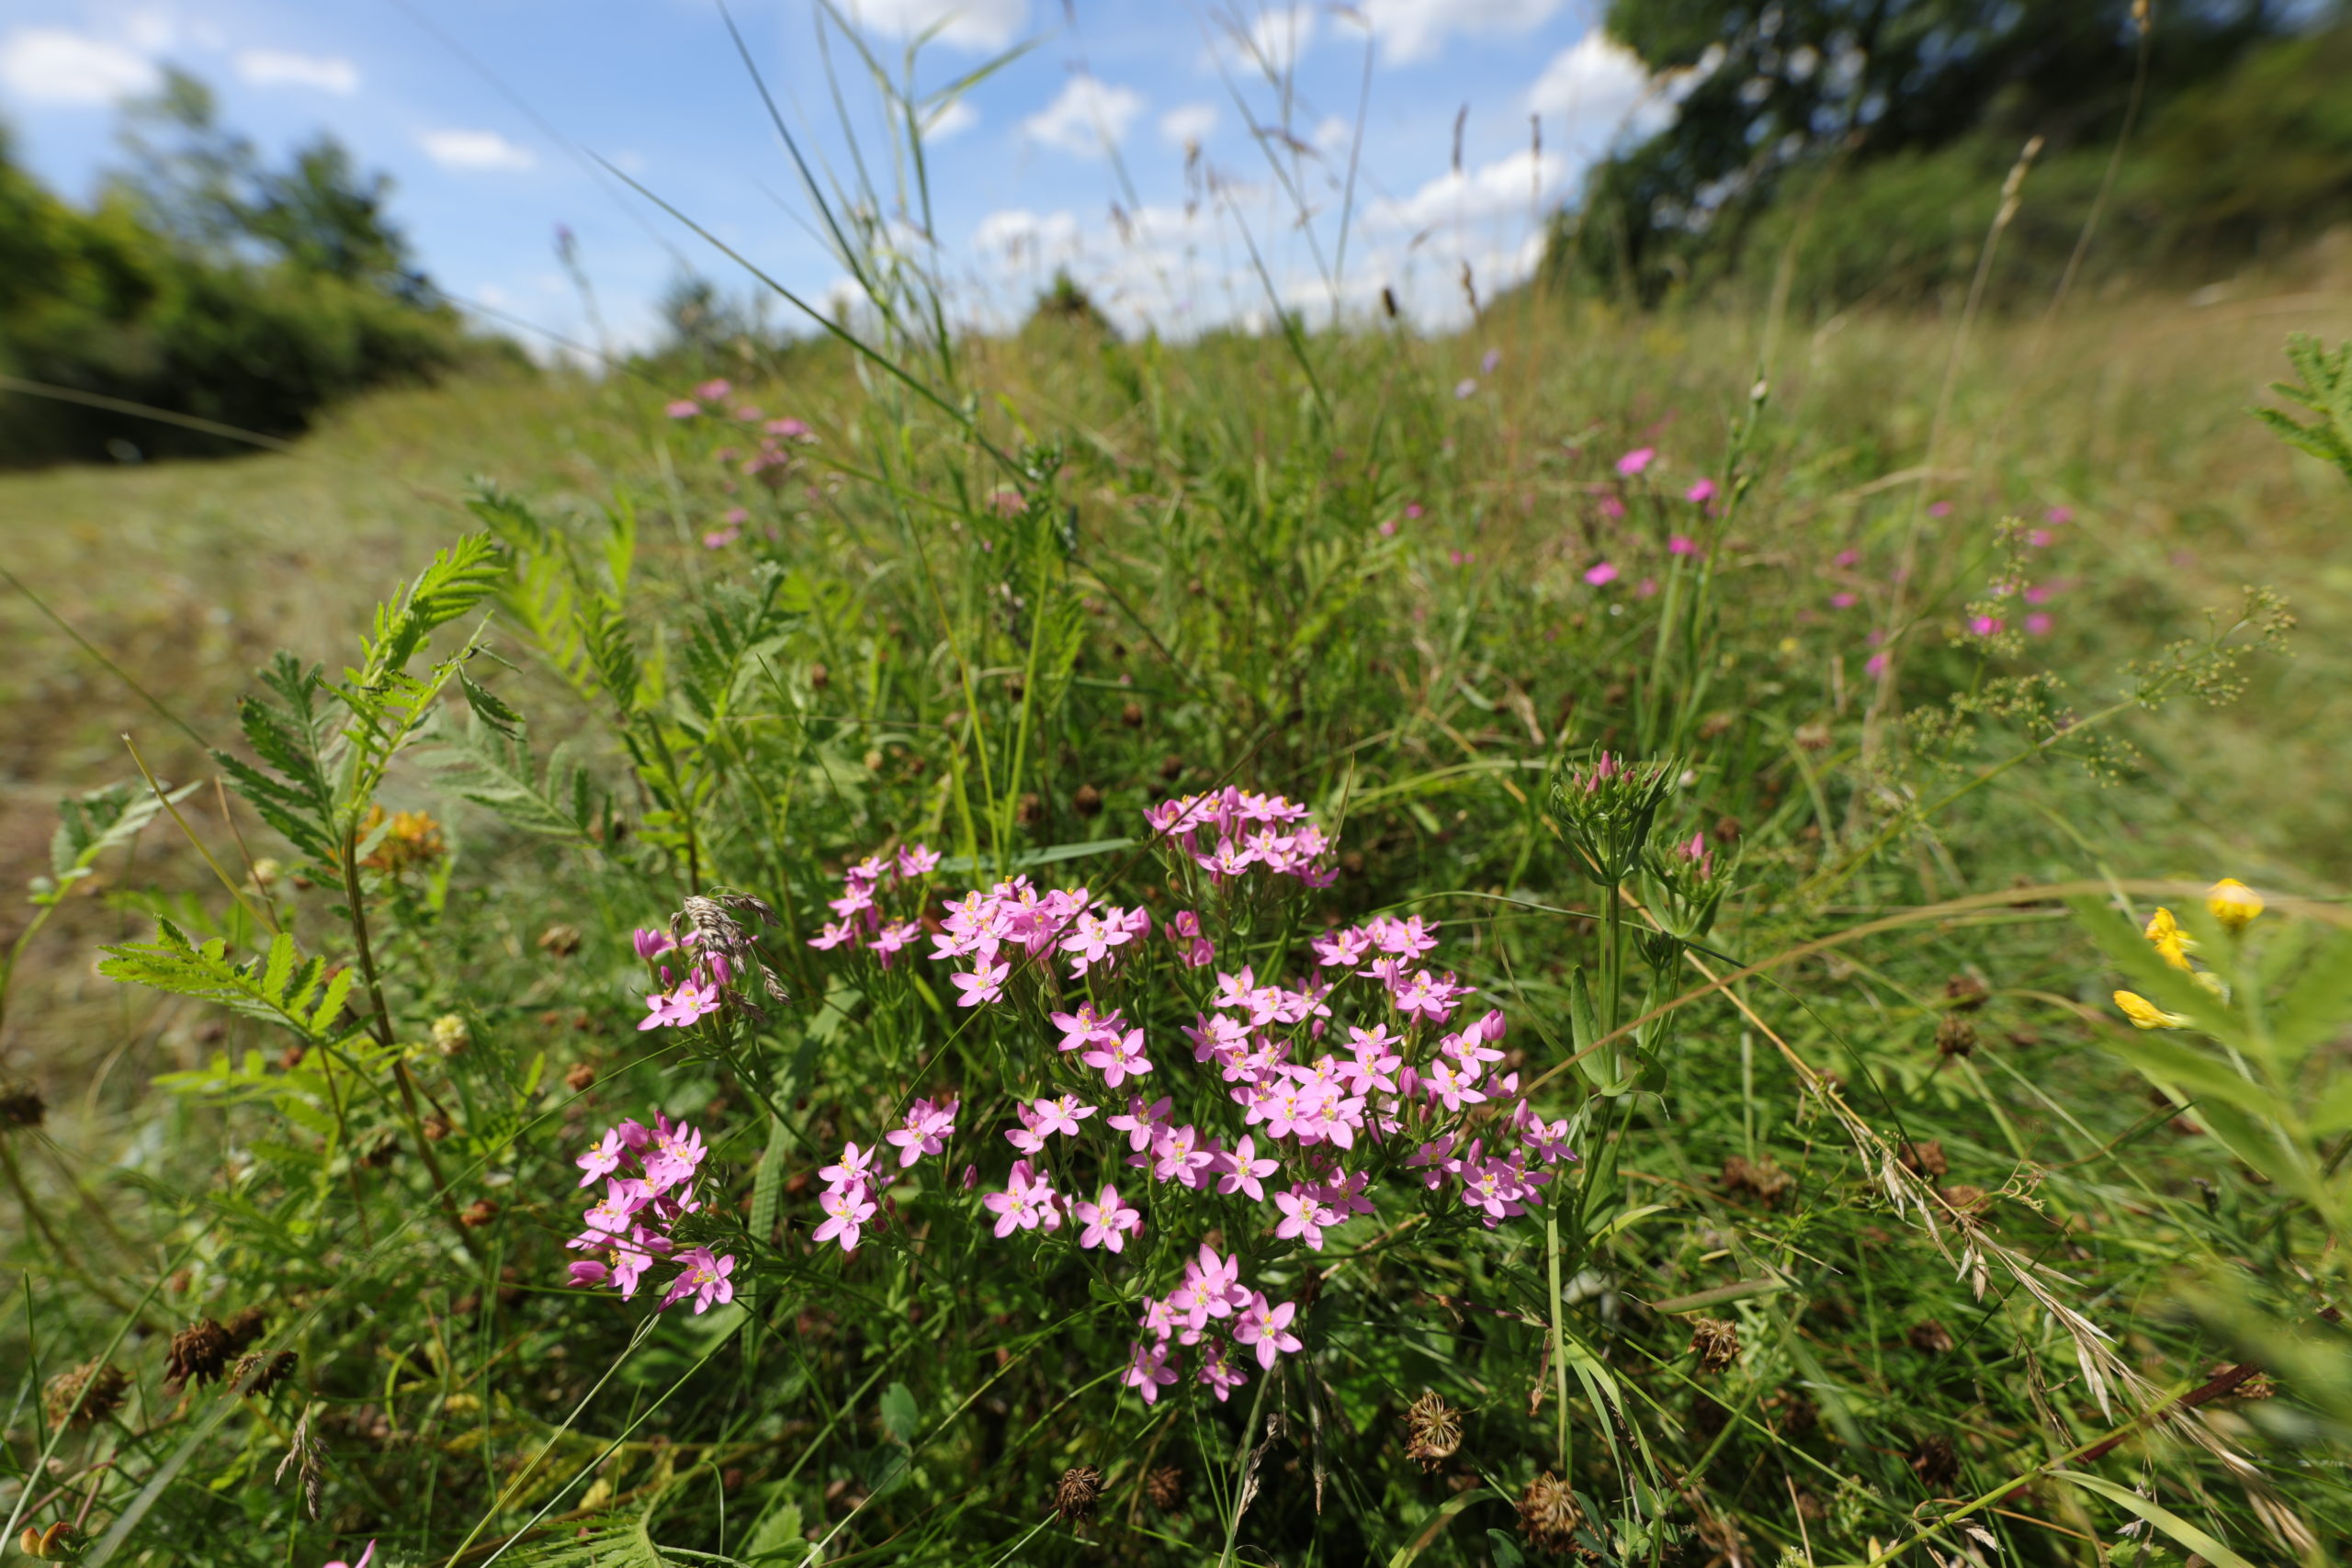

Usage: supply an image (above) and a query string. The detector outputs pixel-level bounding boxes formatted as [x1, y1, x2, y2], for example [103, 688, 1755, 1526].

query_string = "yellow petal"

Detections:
[2206, 878, 2263, 932]
[2113, 990, 2188, 1030]
[2142, 907, 2194, 970]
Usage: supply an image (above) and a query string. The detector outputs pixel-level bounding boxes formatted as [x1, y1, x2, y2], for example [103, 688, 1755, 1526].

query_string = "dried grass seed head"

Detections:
[1689, 1316, 1741, 1373]
[1144, 1464, 1184, 1509]
[1517, 1471, 1588, 1555]
[165, 1317, 235, 1390]
[1050, 1464, 1103, 1522]
[45, 1360, 130, 1427]
[1404, 1389, 1464, 1471]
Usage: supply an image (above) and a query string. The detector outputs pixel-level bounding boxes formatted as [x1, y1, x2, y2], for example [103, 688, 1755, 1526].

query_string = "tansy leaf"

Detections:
[2267, 930, 2352, 1062]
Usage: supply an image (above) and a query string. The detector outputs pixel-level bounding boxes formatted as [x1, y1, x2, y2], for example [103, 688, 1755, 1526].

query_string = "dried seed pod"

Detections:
[1942, 974, 1989, 1011]
[165, 1317, 234, 1391]
[1897, 1140, 1947, 1179]
[1934, 1014, 1978, 1058]
[0, 1083, 45, 1130]
[1050, 1464, 1103, 1523]
[1144, 1464, 1184, 1510]
[221, 1305, 268, 1355]
[1689, 1317, 1740, 1373]
[1073, 784, 1104, 818]
[1403, 1390, 1463, 1472]
[44, 1360, 129, 1427]
[1909, 1434, 1960, 1489]
[537, 924, 583, 958]
[231, 1350, 299, 1397]
[1908, 1320, 1954, 1355]
[1516, 1471, 1587, 1555]
[460, 1200, 498, 1228]
[564, 1061, 597, 1092]
[1120, 701, 1144, 728]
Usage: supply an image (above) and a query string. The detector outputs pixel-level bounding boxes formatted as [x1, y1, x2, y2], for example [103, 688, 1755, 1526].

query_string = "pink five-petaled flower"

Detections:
[1231, 1292, 1304, 1369]
[1197, 1337, 1250, 1402]
[582, 1178, 646, 1235]
[1074, 1184, 1142, 1252]
[322, 1543, 377, 1568]
[633, 928, 679, 961]
[661, 1247, 737, 1314]
[1082, 1027, 1153, 1089]
[983, 1159, 1057, 1238]
[640, 970, 725, 1031]
[896, 841, 940, 877]
[1107, 1095, 1174, 1153]
[1172, 1244, 1248, 1330]
[950, 957, 1010, 1008]
[1685, 478, 1717, 503]
[1616, 446, 1656, 476]
[808, 919, 858, 951]
[1273, 1188, 1338, 1250]
[1215, 1135, 1278, 1202]
[818, 1141, 876, 1191]
[576, 1129, 628, 1188]
[1583, 561, 1620, 587]
[643, 1116, 707, 1190]
[885, 1098, 957, 1168]
[813, 1184, 876, 1252]
[1121, 1340, 1177, 1404]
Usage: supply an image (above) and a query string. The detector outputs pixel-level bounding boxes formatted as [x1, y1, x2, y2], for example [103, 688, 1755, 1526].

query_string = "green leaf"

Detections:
[2268, 929, 2352, 1062]
[2046, 1472, 2260, 1568]
[2067, 898, 2243, 1045]
[2109, 1034, 2274, 1118]
[740, 1497, 807, 1564]
[99, 920, 344, 1042]
[1388, 1488, 1493, 1568]
[359, 533, 507, 684]
[878, 1381, 920, 1445]
[418, 708, 605, 843]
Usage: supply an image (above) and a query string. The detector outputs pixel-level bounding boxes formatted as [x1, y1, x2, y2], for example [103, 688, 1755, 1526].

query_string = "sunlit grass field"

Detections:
[3, 253, 2352, 1567]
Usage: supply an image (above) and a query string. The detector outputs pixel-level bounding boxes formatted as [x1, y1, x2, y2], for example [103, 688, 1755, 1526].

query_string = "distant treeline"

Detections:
[1542, 1, 2352, 310]
[0, 71, 501, 468]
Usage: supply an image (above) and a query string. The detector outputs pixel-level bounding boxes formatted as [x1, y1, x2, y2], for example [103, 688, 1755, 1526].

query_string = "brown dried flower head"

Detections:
[1934, 1014, 1978, 1058]
[565, 1060, 598, 1092]
[231, 1350, 300, 1397]
[1403, 1389, 1464, 1472]
[1689, 1316, 1741, 1373]
[1938, 1183, 1992, 1222]
[222, 1305, 268, 1355]
[1517, 1471, 1588, 1555]
[537, 923, 583, 957]
[1942, 974, 1989, 1011]
[1898, 1139, 1947, 1179]
[45, 1360, 129, 1428]
[1144, 1464, 1184, 1510]
[1909, 1320, 1955, 1355]
[1050, 1464, 1103, 1523]
[1720, 1155, 1792, 1204]
[1909, 1433, 1961, 1489]
[0, 1083, 45, 1131]
[165, 1317, 234, 1391]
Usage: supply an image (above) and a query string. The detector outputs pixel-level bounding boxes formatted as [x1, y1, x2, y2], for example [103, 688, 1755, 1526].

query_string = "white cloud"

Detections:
[1313, 115, 1352, 154]
[234, 49, 360, 95]
[1159, 102, 1217, 148]
[1221, 5, 1317, 73]
[841, 0, 1027, 51]
[419, 129, 538, 172]
[923, 96, 979, 141]
[1530, 32, 1697, 162]
[1362, 0, 1566, 65]
[1020, 75, 1144, 158]
[1369, 148, 1566, 232]
[0, 27, 159, 106]
[974, 208, 1082, 265]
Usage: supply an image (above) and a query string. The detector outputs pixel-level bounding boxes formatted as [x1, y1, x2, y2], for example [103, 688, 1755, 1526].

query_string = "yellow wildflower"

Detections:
[2205, 878, 2263, 933]
[2113, 990, 2188, 1030]
[2142, 907, 2194, 970]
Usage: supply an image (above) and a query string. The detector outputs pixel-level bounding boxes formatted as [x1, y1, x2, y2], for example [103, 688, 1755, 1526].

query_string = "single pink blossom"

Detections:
[664, 400, 699, 419]
[660, 1247, 737, 1314]
[1684, 478, 1716, 503]
[1231, 1292, 1302, 1369]
[694, 378, 732, 400]
[1074, 1183, 1142, 1252]
[1668, 535, 1697, 556]
[1215, 1135, 1278, 1202]
[1583, 561, 1619, 587]
[950, 957, 1010, 1008]
[1121, 1340, 1177, 1404]
[1616, 446, 1656, 476]
[1454, 378, 1477, 399]
[2025, 612, 2053, 637]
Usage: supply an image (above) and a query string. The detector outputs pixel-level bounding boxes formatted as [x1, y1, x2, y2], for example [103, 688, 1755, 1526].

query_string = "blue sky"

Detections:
[0, 0, 1686, 354]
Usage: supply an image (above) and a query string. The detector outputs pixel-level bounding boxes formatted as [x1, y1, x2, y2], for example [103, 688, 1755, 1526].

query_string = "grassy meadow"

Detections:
[4, 235, 2352, 1568]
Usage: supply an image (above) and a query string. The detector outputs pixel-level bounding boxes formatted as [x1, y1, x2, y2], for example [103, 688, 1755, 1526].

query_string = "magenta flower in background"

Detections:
[1583, 561, 1620, 587]
[1928, 500, 1953, 517]
[1453, 378, 1477, 399]
[1830, 592, 1858, 609]
[1668, 535, 1697, 556]
[1684, 478, 1717, 503]
[1636, 576, 1659, 599]
[1197, 1338, 1251, 1401]
[2045, 505, 2074, 525]
[1403, 502, 1424, 519]
[664, 400, 699, 420]
[702, 526, 740, 550]
[1969, 615, 2005, 637]
[694, 378, 732, 400]
[1480, 347, 1501, 374]
[1616, 446, 1656, 476]
[731, 404, 763, 423]
[2027, 528, 2053, 547]
[2026, 612, 2054, 637]
[1865, 650, 1891, 678]
[1596, 494, 1626, 520]
[661, 1247, 737, 1314]
[1834, 548, 1860, 568]
[897, 841, 941, 877]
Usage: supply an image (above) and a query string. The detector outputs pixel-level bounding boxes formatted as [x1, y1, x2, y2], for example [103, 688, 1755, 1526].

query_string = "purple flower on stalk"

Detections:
[322, 1543, 376, 1568]
[1215, 1135, 1278, 1202]
[661, 1247, 737, 1314]
[1685, 478, 1717, 503]
[644, 1117, 707, 1190]
[634, 928, 679, 961]
[983, 1159, 1057, 1238]
[576, 1129, 628, 1187]
[950, 957, 1010, 1008]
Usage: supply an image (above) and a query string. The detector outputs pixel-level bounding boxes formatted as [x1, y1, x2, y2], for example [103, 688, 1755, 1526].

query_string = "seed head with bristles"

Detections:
[1049, 1464, 1103, 1523]
[1689, 1316, 1741, 1373]
[1144, 1464, 1184, 1510]
[1517, 1471, 1588, 1555]
[165, 1317, 235, 1391]
[1403, 1390, 1463, 1472]
[44, 1361, 129, 1428]
[671, 891, 790, 1020]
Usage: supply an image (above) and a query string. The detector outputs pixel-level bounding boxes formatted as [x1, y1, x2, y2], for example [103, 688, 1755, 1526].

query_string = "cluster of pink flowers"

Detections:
[564, 1115, 737, 1313]
[1122, 1245, 1303, 1404]
[911, 877, 1154, 1004]
[806, 843, 939, 964]
[1143, 787, 1335, 886]
[796, 794, 1579, 1407]
[634, 928, 731, 1031]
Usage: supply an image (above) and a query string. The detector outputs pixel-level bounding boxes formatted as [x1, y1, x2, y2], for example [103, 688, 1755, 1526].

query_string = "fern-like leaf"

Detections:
[2255, 333, 2352, 482]
[360, 533, 508, 685]
[418, 709, 606, 842]
[99, 922, 347, 1041]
